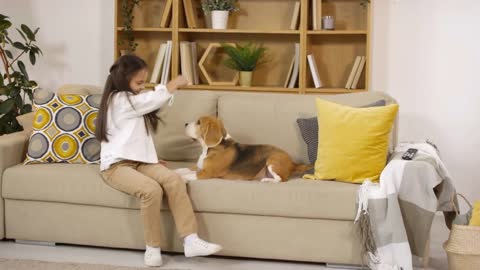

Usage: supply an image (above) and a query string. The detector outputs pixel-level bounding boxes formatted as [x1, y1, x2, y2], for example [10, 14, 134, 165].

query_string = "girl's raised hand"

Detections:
[166, 75, 189, 93]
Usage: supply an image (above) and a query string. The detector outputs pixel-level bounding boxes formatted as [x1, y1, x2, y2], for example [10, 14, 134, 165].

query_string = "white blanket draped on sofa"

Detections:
[355, 141, 456, 270]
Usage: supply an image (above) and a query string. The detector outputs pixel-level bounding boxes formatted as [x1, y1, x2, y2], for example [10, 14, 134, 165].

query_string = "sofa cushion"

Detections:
[24, 92, 101, 164]
[296, 99, 387, 165]
[304, 98, 398, 183]
[153, 90, 218, 161]
[2, 162, 358, 220]
[218, 91, 397, 165]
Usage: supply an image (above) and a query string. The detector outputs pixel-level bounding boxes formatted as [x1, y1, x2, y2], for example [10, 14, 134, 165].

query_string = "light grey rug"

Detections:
[0, 258, 182, 270]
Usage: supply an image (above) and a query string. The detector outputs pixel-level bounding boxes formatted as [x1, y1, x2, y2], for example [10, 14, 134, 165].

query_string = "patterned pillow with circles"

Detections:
[24, 89, 101, 164]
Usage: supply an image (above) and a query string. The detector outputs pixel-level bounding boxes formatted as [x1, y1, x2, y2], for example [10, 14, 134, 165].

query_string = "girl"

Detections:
[95, 55, 221, 267]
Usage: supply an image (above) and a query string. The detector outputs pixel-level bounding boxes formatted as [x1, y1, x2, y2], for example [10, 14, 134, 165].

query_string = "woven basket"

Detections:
[443, 193, 480, 270]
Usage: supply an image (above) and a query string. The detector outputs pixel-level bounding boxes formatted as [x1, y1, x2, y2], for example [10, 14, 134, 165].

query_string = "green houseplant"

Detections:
[0, 14, 42, 135]
[119, 0, 141, 55]
[202, 0, 239, 29]
[221, 42, 267, 87]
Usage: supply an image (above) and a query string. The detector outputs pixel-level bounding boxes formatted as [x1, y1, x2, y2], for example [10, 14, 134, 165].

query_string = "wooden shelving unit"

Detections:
[114, 0, 371, 94]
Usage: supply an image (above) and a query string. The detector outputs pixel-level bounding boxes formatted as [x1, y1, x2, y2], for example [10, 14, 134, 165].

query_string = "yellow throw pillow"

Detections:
[469, 201, 480, 226]
[304, 98, 399, 183]
[24, 91, 101, 164]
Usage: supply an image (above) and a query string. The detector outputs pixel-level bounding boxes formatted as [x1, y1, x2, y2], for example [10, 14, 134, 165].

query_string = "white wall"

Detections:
[1, 0, 479, 205]
[371, 0, 480, 207]
[0, 0, 114, 90]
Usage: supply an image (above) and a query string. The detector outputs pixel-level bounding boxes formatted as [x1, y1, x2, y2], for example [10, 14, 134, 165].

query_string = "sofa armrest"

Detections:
[0, 130, 29, 239]
[0, 130, 30, 169]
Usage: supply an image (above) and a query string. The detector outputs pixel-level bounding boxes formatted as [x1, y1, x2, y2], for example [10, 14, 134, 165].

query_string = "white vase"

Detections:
[211, 10, 229, 29]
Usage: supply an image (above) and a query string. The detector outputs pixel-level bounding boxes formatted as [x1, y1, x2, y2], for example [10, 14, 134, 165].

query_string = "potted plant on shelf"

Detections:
[221, 42, 267, 87]
[119, 0, 141, 55]
[202, 0, 239, 30]
[0, 14, 42, 135]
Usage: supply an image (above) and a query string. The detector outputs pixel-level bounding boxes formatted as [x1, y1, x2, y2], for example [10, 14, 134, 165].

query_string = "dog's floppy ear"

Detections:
[201, 118, 226, 147]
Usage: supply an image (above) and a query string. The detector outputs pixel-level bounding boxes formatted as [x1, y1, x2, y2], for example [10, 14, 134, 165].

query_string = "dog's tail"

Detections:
[292, 163, 314, 174]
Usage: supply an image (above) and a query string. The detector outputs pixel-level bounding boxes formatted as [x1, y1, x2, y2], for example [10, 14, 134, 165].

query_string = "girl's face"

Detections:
[129, 69, 148, 94]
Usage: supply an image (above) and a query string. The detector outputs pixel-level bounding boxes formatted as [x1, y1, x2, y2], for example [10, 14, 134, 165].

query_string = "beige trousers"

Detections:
[101, 160, 197, 247]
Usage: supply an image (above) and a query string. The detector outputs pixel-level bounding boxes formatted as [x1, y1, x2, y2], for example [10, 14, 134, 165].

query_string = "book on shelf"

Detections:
[351, 56, 366, 89]
[307, 54, 323, 88]
[149, 43, 168, 84]
[284, 55, 295, 88]
[288, 43, 300, 88]
[190, 42, 200, 84]
[290, 2, 300, 30]
[345, 56, 362, 89]
[161, 41, 172, 85]
[312, 0, 317, 30]
[159, 0, 173, 28]
[180, 42, 194, 85]
[183, 0, 196, 28]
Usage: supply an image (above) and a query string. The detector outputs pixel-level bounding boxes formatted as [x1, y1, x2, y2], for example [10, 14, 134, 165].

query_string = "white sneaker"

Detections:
[144, 247, 162, 267]
[184, 238, 222, 257]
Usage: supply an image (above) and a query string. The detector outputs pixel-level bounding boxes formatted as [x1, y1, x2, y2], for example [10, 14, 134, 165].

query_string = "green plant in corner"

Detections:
[202, 0, 239, 12]
[0, 14, 42, 135]
[220, 42, 268, 87]
[119, 0, 141, 54]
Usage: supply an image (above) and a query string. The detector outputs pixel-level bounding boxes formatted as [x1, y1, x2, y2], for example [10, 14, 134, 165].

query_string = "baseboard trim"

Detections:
[15, 239, 56, 246]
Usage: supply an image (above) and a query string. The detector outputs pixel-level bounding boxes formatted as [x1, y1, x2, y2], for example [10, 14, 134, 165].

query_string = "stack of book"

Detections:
[149, 40, 173, 85]
[345, 56, 366, 89]
[179, 41, 200, 85]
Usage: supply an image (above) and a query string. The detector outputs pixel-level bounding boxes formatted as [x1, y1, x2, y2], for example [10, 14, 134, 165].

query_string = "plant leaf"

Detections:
[8, 87, 20, 98]
[4, 50, 13, 59]
[21, 24, 35, 41]
[0, 98, 15, 114]
[0, 87, 8, 95]
[16, 28, 28, 42]
[18, 61, 29, 80]
[0, 21, 12, 32]
[14, 94, 23, 108]
[29, 51, 36, 65]
[21, 104, 32, 114]
[13, 42, 27, 50]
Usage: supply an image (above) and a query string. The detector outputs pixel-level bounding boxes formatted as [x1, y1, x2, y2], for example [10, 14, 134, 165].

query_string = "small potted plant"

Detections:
[202, 0, 239, 30]
[221, 42, 267, 87]
[119, 0, 141, 55]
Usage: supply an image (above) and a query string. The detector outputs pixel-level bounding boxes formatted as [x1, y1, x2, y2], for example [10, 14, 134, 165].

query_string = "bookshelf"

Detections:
[114, 0, 371, 94]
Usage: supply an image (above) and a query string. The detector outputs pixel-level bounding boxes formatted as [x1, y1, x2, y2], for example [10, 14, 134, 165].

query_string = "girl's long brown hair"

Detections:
[95, 55, 160, 142]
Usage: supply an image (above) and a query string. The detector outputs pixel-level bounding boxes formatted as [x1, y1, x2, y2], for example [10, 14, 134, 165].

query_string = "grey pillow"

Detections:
[296, 99, 387, 171]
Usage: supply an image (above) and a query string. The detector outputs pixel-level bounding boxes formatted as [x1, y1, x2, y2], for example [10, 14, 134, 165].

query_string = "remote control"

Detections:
[402, 148, 418, 160]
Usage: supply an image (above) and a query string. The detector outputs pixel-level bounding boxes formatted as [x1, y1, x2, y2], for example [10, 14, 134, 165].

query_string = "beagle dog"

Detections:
[182, 116, 312, 183]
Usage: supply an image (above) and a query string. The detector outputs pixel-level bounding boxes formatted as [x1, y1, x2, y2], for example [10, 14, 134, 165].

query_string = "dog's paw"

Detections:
[182, 172, 198, 183]
[261, 178, 281, 183]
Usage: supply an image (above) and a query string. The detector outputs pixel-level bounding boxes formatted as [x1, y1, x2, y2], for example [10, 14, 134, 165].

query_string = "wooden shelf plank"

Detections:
[306, 88, 367, 93]
[179, 28, 301, 35]
[117, 27, 172, 32]
[307, 30, 367, 35]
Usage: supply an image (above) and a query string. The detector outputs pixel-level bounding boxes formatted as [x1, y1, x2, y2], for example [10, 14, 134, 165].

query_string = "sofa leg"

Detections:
[15, 239, 56, 246]
[325, 263, 368, 269]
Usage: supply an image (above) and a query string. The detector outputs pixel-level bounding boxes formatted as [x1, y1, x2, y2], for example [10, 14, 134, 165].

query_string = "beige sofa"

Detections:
[0, 85, 397, 266]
